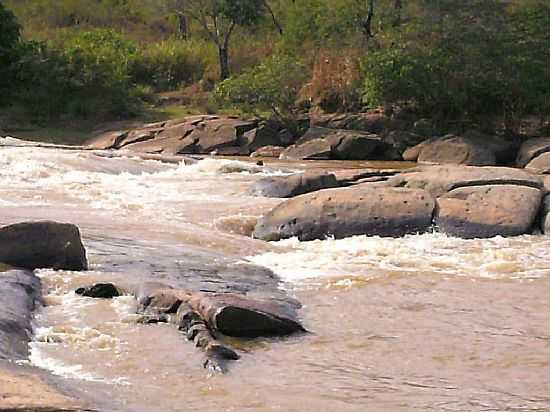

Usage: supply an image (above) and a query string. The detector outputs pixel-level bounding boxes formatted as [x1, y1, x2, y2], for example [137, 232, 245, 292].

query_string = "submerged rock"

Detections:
[250, 171, 340, 198]
[435, 185, 542, 238]
[0, 221, 88, 271]
[253, 186, 436, 241]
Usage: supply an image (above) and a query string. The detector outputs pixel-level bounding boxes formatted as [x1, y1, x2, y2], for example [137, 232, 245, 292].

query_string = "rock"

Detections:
[250, 145, 285, 158]
[188, 293, 305, 337]
[525, 151, 550, 174]
[242, 121, 283, 152]
[280, 127, 396, 161]
[190, 118, 257, 153]
[86, 130, 128, 150]
[412, 118, 434, 137]
[249, 171, 340, 198]
[516, 137, 550, 167]
[417, 134, 496, 166]
[385, 165, 543, 197]
[463, 130, 520, 165]
[402, 139, 433, 162]
[76, 283, 121, 299]
[0, 221, 88, 271]
[383, 130, 425, 154]
[0, 269, 42, 360]
[435, 185, 542, 238]
[254, 186, 436, 241]
[332, 168, 402, 186]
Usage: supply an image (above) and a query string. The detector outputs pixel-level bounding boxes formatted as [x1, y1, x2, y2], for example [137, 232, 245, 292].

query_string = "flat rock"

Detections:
[516, 137, 550, 167]
[253, 186, 435, 241]
[417, 134, 496, 166]
[0, 269, 42, 360]
[385, 165, 543, 197]
[250, 145, 285, 158]
[525, 151, 550, 174]
[435, 185, 542, 238]
[249, 171, 340, 198]
[0, 221, 88, 271]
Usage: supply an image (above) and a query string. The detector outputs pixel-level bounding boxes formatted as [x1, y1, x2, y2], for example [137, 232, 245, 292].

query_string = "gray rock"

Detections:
[253, 186, 436, 241]
[435, 185, 542, 238]
[0, 221, 88, 271]
[0, 269, 42, 360]
[250, 171, 340, 198]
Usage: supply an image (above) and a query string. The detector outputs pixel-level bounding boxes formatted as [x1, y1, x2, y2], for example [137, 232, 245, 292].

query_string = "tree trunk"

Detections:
[218, 46, 230, 80]
[176, 12, 189, 40]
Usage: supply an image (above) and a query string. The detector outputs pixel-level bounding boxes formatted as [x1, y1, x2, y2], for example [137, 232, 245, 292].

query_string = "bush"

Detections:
[0, 3, 21, 103]
[131, 40, 214, 91]
[14, 29, 143, 119]
[215, 55, 308, 117]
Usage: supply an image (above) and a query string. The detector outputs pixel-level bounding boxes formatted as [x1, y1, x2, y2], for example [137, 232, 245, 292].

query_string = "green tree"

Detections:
[0, 2, 20, 102]
[185, 0, 266, 79]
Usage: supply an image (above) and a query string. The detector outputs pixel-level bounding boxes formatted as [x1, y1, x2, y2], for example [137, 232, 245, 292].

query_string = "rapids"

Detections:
[2, 139, 550, 411]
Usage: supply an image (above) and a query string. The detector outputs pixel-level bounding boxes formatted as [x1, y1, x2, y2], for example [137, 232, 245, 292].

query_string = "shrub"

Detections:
[14, 30, 143, 119]
[131, 40, 214, 91]
[215, 54, 309, 118]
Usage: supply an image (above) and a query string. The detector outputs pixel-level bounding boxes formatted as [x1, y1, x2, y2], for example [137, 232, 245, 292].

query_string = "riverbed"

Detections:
[1, 142, 550, 411]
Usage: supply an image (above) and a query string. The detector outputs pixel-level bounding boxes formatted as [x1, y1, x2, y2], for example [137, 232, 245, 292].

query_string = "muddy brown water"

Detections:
[1, 141, 550, 411]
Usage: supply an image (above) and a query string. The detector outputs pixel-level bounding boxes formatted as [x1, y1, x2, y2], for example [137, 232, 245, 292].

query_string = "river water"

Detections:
[1, 141, 550, 412]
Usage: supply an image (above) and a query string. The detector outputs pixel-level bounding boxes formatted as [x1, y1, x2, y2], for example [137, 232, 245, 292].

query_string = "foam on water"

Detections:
[249, 233, 550, 285]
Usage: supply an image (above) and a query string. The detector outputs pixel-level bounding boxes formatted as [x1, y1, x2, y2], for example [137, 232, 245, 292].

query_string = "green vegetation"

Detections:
[0, 0, 548, 134]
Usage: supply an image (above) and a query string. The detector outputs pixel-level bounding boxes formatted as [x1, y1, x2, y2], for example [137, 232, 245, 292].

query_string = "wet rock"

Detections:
[0, 221, 88, 271]
[417, 134, 496, 166]
[525, 151, 550, 174]
[250, 145, 286, 158]
[435, 185, 542, 238]
[250, 171, 340, 198]
[516, 137, 550, 167]
[254, 186, 436, 241]
[0, 269, 42, 360]
[75, 283, 121, 299]
[188, 293, 306, 337]
[385, 165, 543, 197]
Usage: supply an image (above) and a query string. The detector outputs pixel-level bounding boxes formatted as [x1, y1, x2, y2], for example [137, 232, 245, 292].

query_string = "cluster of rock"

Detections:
[0, 221, 305, 378]
[251, 165, 549, 240]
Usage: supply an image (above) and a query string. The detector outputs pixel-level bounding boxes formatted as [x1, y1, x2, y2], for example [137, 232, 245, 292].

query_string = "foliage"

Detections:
[131, 40, 214, 91]
[0, 2, 21, 103]
[13, 30, 142, 119]
[215, 54, 308, 116]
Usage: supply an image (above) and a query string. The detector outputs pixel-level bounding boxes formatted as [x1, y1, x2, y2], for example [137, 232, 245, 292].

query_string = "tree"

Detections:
[0, 3, 20, 103]
[185, 0, 265, 79]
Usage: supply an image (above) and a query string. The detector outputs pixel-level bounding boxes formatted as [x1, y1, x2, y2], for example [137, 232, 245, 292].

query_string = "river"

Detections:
[1, 141, 550, 411]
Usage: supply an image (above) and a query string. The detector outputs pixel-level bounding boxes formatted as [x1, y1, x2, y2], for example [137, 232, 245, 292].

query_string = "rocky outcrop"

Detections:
[280, 127, 400, 161]
[517, 137, 550, 167]
[253, 186, 435, 241]
[385, 165, 543, 197]
[0, 221, 88, 271]
[250, 171, 339, 198]
[0, 269, 42, 360]
[435, 185, 542, 238]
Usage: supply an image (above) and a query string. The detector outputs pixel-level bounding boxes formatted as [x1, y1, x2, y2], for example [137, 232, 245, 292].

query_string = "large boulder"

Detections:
[0, 269, 42, 360]
[249, 171, 340, 198]
[0, 221, 88, 271]
[525, 151, 550, 174]
[242, 120, 284, 152]
[435, 185, 542, 238]
[280, 127, 398, 161]
[190, 118, 257, 153]
[385, 165, 543, 197]
[516, 137, 550, 167]
[417, 134, 496, 166]
[253, 186, 435, 241]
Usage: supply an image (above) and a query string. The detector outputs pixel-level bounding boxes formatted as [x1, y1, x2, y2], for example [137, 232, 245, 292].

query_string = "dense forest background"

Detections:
[0, 0, 548, 133]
